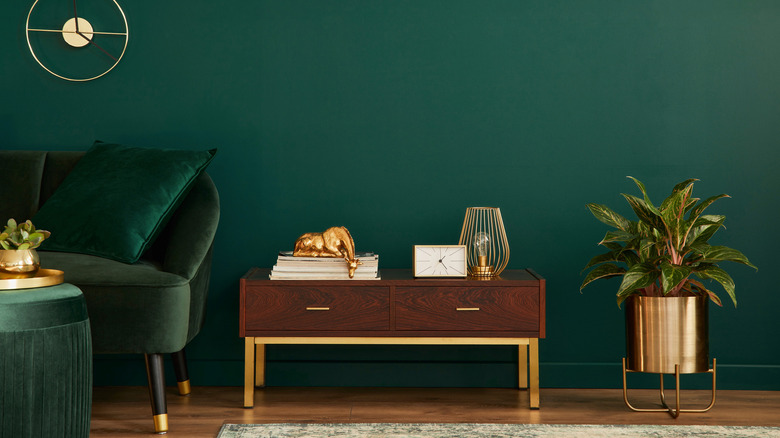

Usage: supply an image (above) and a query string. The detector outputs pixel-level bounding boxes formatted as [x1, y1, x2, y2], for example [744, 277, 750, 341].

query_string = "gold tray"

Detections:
[0, 269, 64, 290]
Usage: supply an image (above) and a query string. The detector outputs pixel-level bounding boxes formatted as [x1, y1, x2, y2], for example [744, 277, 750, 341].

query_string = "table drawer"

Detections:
[244, 286, 390, 331]
[395, 287, 539, 331]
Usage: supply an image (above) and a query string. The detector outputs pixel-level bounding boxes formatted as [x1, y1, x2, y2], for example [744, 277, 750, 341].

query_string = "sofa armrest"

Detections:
[160, 173, 220, 279]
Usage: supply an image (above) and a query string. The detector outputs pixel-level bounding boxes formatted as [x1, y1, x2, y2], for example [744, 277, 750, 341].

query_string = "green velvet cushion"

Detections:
[0, 283, 88, 330]
[39, 251, 192, 353]
[33, 142, 216, 264]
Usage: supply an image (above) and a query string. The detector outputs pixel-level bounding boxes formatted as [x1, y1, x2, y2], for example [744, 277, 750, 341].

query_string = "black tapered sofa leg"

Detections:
[171, 348, 191, 396]
[145, 353, 168, 434]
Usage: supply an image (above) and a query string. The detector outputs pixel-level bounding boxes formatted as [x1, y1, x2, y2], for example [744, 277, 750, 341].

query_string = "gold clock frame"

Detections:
[25, 0, 129, 82]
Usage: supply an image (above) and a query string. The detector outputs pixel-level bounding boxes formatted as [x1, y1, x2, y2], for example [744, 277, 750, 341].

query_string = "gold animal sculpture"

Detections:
[293, 226, 362, 278]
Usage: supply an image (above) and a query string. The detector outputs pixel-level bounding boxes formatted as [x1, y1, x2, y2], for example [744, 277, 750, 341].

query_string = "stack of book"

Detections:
[269, 251, 380, 280]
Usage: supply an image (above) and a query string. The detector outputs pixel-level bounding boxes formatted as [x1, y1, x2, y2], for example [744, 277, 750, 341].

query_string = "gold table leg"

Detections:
[255, 344, 266, 388]
[243, 337, 255, 408]
[518, 344, 528, 389]
[529, 338, 540, 409]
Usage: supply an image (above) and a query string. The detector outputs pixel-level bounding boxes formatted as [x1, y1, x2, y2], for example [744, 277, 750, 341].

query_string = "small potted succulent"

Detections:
[0, 219, 51, 279]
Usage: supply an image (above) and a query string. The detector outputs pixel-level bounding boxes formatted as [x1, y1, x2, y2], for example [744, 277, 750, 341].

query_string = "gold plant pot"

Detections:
[0, 249, 41, 279]
[625, 295, 709, 374]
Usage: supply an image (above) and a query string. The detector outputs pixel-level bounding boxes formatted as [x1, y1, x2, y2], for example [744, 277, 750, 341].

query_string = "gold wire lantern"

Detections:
[458, 207, 509, 277]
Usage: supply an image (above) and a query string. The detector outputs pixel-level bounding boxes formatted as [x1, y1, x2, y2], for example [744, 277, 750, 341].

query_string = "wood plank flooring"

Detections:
[90, 386, 780, 437]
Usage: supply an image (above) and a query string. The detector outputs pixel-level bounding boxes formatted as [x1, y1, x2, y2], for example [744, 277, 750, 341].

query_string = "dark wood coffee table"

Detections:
[240, 268, 545, 409]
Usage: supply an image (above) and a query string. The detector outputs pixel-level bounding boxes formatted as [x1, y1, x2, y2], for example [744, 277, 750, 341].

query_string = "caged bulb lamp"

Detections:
[458, 207, 509, 277]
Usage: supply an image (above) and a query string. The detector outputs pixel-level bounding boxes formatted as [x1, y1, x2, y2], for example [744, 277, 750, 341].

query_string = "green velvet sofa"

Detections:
[0, 148, 220, 434]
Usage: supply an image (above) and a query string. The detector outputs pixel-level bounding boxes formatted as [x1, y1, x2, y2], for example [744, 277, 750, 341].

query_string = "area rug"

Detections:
[216, 423, 780, 438]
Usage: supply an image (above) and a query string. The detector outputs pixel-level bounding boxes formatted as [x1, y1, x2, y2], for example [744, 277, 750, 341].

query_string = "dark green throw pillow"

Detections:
[34, 141, 216, 264]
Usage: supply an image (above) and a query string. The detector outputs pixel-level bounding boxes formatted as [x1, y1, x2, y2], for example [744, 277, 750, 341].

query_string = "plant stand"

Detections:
[622, 357, 717, 418]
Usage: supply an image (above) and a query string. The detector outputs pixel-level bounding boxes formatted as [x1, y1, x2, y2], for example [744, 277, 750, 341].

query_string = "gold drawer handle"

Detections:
[306, 307, 330, 311]
[456, 307, 480, 311]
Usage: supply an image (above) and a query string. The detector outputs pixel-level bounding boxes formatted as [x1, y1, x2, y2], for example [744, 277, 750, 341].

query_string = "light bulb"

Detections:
[474, 232, 490, 267]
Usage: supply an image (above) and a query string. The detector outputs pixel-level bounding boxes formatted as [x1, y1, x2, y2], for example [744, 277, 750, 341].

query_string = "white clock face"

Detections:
[414, 245, 467, 277]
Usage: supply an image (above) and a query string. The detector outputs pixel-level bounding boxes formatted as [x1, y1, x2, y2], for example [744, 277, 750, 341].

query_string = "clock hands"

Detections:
[76, 31, 119, 62]
[73, 0, 79, 32]
[69, 0, 118, 62]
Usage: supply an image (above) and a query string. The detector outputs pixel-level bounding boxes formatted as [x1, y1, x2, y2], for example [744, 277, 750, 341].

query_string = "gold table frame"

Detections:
[243, 337, 540, 409]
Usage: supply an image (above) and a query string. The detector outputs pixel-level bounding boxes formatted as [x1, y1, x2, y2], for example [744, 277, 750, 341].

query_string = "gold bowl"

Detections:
[0, 249, 41, 279]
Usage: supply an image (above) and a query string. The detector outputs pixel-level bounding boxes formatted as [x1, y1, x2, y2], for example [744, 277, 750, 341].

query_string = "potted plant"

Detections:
[580, 177, 756, 377]
[0, 218, 51, 279]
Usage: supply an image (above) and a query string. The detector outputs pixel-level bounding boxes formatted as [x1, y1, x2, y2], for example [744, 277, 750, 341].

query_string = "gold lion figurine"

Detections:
[293, 226, 362, 278]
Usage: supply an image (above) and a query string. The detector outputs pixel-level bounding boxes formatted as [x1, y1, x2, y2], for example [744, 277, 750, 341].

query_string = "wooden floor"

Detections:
[90, 386, 780, 437]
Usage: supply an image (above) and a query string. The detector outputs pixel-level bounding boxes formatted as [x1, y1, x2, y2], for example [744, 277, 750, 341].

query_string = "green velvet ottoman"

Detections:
[0, 283, 92, 438]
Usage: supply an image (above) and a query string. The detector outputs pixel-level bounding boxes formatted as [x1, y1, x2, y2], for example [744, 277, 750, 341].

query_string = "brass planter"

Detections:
[623, 294, 716, 417]
[0, 249, 41, 279]
[625, 295, 709, 374]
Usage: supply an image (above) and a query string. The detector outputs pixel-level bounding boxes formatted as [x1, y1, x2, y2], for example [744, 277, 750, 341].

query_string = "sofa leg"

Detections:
[171, 348, 191, 396]
[145, 354, 169, 434]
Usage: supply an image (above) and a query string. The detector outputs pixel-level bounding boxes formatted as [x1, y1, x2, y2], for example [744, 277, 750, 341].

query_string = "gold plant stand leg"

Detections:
[622, 357, 716, 418]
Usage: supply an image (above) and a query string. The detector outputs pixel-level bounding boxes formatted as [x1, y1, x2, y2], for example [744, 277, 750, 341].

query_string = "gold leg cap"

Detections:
[153, 413, 168, 434]
[177, 379, 191, 396]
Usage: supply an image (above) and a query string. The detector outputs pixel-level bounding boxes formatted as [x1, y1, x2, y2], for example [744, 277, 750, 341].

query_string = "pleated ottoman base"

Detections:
[0, 283, 92, 438]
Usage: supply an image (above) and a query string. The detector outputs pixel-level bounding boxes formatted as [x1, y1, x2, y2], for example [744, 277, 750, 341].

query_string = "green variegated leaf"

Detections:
[599, 230, 634, 244]
[689, 194, 730, 222]
[619, 250, 640, 266]
[638, 238, 658, 260]
[586, 203, 631, 231]
[660, 261, 692, 295]
[685, 215, 725, 248]
[635, 221, 650, 237]
[583, 250, 620, 270]
[688, 278, 722, 307]
[601, 241, 623, 251]
[616, 263, 658, 298]
[661, 181, 690, 212]
[17, 243, 30, 250]
[659, 185, 690, 249]
[582, 248, 642, 272]
[671, 178, 699, 194]
[580, 264, 626, 290]
[622, 194, 663, 230]
[627, 176, 660, 215]
[701, 245, 757, 269]
[683, 196, 699, 214]
[695, 265, 737, 307]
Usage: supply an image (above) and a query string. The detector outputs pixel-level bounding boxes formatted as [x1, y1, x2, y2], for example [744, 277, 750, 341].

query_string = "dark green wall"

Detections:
[3, 1, 779, 390]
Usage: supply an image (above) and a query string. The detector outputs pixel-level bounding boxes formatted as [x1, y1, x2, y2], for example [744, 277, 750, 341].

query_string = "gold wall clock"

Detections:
[26, 0, 129, 81]
[413, 245, 468, 278]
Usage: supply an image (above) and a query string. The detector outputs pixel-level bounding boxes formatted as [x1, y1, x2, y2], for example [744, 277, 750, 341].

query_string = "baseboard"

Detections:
[92, 356, 780, 390]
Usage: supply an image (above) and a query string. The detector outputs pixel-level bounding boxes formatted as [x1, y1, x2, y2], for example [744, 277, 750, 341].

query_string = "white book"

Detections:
[272, 265, 378, 273]
[269, 272, 381, 280]
[274, 259, 378, 268]
[277, 251, 378, 262]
